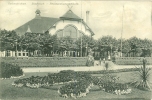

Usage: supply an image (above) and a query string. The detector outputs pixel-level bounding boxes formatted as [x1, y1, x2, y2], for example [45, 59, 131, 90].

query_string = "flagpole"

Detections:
[151, 1, 152, 34]
[80, 0, 82, 57]
[120, 5, 124, 57]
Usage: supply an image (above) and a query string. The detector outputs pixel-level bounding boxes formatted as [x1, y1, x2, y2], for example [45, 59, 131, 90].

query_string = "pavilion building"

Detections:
[1, 9, 95, 57]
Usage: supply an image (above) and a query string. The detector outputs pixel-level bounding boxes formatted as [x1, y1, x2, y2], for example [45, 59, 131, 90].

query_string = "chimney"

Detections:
[86, 11, 90, 25]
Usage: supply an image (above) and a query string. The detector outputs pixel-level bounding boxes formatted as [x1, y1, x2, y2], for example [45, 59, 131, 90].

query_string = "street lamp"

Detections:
[15, 39, 17, 57]
[110, 44, 112, 57]
[52, 42, 54, 55]
[86, 43, 88, 57]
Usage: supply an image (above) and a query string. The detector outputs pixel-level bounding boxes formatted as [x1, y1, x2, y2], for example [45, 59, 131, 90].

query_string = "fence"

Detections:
[0, 57, 88, 67]
[114, 57, 152, 65]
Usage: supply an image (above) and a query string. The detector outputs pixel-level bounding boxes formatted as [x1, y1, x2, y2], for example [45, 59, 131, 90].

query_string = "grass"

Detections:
[0, 71, 152, 100]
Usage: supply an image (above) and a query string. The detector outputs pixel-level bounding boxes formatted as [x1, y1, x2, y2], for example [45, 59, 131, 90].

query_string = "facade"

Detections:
[48, 10, 94, 40]
[1, 9, 94, 57]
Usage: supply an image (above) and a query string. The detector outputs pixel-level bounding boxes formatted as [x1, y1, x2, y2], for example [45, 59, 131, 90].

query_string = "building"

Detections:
[15, 9, 94, 38]
[2, 9, 95, 57]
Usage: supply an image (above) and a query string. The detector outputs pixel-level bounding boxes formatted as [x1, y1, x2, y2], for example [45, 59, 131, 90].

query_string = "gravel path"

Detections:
[22, 61, 152, 73]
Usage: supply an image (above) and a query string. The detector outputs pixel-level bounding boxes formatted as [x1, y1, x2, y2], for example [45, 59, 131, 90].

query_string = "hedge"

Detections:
[0, 62, 23, 78]
[114, 57, 152, 65]
[0, 57, 90, 67]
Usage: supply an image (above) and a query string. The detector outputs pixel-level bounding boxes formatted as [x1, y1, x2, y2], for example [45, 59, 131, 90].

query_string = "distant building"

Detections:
[1, 9, 94, 57]
[15, 9, 94, 39]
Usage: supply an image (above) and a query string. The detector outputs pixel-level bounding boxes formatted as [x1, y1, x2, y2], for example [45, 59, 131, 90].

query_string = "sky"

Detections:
[0, 0, 152, 40]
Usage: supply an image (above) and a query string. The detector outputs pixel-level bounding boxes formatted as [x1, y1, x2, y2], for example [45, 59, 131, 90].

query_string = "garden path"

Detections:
[22, 61, 152, 73]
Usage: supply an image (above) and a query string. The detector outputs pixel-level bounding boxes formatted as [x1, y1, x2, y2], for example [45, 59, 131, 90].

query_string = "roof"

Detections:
[82, 21, 95, 36]
[15, 9, 94, 36]
[60, 10, 82, 21]
[15, 17, 59, 35]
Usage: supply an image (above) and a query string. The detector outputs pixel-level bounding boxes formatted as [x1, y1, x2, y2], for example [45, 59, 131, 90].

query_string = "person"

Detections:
[143, 57, 147, 64]
[99, 58, 101, 66]
[103, 58, 105, 63]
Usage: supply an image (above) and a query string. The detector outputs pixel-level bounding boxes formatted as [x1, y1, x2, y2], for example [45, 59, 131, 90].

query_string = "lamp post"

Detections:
[86, 43, 88, 56]
[110, 44, 112, 57]
[15, 39, 17, 57]
[14, 39, 17, 65]
[86, 43, 88, 57]
[52, 42, 54, 55]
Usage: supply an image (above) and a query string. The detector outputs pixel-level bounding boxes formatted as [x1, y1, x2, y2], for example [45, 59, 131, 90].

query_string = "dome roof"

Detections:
[35, 9, 41, 14]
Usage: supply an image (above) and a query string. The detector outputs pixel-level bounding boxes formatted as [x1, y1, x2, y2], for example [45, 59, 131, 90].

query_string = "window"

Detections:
[23, 53, 25, 56]
[64, 25, 77, 38]
[18, 53, 21, 56]
[26, 53, 28, 56]
[6, 51, 10, 57]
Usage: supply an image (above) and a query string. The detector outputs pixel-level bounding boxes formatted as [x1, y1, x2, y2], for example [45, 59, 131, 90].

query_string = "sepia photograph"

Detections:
[0, 0, 152, 100]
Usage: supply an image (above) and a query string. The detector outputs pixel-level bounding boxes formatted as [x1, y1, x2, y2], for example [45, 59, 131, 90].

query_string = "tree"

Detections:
[97, 35, 117, 59]
[58, 36, 74, 56]
[0, 29, 19, 51]
[19, 32, 41, 56]
[39, 33, 54, 56]
[75, 35, 95, 57]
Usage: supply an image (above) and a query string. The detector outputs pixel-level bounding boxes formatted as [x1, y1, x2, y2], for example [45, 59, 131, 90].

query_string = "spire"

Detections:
[26, 25, 32, 33]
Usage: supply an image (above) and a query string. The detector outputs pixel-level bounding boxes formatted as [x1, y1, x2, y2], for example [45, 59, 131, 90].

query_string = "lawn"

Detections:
[0, 71, 152, 100]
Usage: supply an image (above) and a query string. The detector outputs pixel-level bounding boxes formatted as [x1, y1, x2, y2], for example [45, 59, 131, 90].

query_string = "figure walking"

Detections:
[103, 58, 105, 63]
[99, 58, 101, 66]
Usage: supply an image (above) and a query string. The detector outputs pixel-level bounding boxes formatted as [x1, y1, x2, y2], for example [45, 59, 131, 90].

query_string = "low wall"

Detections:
[0, 57, 88, 67]
[115, 57, 152, 65]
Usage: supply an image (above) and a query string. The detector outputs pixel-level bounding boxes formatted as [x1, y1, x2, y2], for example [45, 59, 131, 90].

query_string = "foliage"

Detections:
[1, 29, 152, 57]
[13, 70, 93, 99]
[0, 29, 19, 51]
[131, 58, 151, 91]
[12, 70, 93, 88]
[0, 57, 88, 67]
[96, 36, 117, 59]
[58, 36, 76, 52]
[58, 80, 93, 98]
[114, 57, 152, 65]
[86, 55, 94, 66]
[0, 62, 23, 78]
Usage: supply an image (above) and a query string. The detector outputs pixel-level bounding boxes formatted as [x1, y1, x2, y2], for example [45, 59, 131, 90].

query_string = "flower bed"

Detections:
[12, 70, 133, 99]
[12, 70, 92, 89]
[96, 74, 132, 95]
[98, 81, 132, 95]
[58, 81, 94, 99]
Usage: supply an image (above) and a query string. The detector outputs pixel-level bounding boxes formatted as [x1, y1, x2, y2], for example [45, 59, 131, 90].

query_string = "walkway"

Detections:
[22, 61, 152, 73]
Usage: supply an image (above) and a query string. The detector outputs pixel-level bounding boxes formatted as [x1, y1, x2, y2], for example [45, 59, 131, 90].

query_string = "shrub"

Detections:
[0, 62, 23, 78]
[115, 57, 152, 65]
[131, 58, 151, 91]
[86, 55, 94, 66]
[0, 57, 88, 67]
